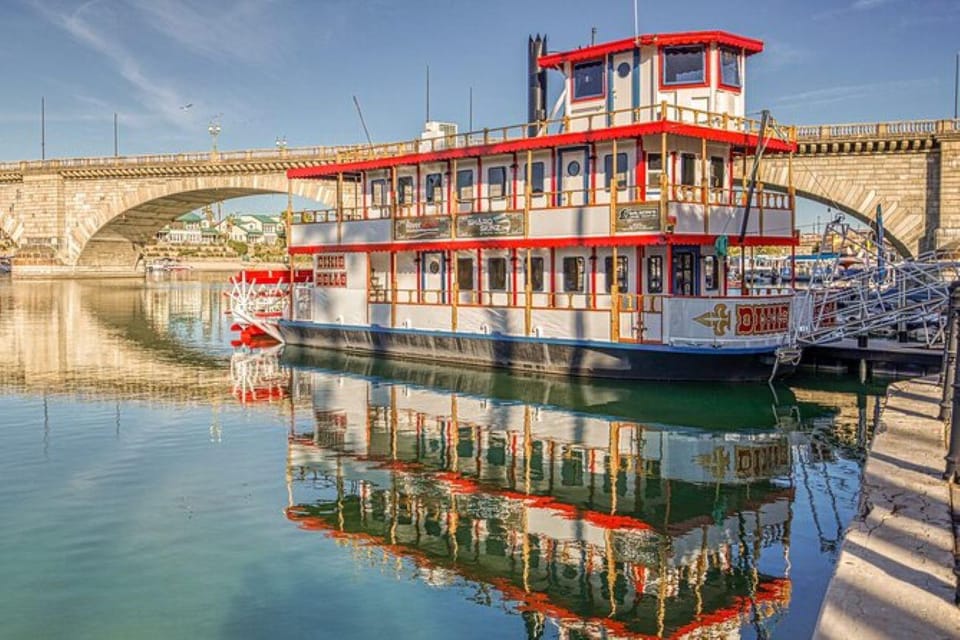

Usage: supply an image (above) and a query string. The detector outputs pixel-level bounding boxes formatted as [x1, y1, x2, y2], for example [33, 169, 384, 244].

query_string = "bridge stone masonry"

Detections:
[756, 119, 960, 257]
[1, 118, 960, 276]
[0, 146, 352, 276]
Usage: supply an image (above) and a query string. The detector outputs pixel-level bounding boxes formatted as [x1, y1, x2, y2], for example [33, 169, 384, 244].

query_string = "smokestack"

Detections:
[527, 34, 548, 137]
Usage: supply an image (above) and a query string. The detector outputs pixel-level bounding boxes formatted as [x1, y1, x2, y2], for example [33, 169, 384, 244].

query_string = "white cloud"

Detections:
[129, 0, 283, 66]
[770, 77, 936, 111]
[29, 0, 198, 130]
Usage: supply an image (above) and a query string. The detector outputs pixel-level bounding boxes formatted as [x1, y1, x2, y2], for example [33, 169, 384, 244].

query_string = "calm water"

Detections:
[0, 276, 884, 639]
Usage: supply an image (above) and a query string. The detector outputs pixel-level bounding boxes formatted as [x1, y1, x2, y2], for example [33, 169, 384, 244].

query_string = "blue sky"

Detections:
[3, 0, 958, 161]
[2, 0, 958, 226]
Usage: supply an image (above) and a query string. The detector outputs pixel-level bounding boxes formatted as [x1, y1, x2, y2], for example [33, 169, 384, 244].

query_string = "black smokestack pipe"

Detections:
[527, 34, 548, 137]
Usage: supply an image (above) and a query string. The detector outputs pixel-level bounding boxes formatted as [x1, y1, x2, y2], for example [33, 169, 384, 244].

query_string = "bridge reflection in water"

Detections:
[239, 348, 870, 639]
[0, 276, 232, 402]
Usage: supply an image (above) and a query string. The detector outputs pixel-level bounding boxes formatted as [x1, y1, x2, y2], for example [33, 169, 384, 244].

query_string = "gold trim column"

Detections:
[336, 172, 344, 244]
[390, 251, 398, 328]
[660, 131, 668, 231]
[701, 137, 709, 234]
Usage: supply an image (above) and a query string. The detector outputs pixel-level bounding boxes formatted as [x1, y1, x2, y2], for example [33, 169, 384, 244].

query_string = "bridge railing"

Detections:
[0, 143, 371, 173]
[796, 118, 960, 140]
[0, 102, 794, 173]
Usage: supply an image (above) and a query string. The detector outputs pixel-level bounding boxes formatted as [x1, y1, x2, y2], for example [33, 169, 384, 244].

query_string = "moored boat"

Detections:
[277, 28, 805, 382]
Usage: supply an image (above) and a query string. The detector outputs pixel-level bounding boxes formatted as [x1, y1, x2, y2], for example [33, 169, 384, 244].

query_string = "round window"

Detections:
[567, 160, 581, 176]
[429, 260, 440, 274]
[617, 62, 631, 78]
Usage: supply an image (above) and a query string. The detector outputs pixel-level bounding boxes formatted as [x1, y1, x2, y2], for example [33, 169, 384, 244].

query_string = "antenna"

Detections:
[352, 95, 374, 149]
[633, 0, 639, 40]
[426, 64, 430, 122]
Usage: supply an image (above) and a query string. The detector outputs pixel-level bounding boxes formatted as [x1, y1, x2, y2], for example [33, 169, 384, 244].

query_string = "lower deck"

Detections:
[293, 245, 797, 351]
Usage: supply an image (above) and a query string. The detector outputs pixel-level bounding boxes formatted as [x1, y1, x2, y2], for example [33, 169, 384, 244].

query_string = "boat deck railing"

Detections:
[292, 184, 792, 225]
[312, 102, 795, 167]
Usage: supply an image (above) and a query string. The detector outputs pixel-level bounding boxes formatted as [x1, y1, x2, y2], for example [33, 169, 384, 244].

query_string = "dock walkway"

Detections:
[814, 376, 960, 639]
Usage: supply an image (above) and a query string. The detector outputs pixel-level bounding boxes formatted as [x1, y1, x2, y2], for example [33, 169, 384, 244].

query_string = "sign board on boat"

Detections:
[394, 216, 451, 241]
[615, 204, 661, 232]
[315, 253, 348, 288]
[457, 212, 524, 238]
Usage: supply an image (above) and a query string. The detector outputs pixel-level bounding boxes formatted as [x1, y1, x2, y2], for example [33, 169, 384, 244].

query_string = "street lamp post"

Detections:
[208, 117, 222, 155]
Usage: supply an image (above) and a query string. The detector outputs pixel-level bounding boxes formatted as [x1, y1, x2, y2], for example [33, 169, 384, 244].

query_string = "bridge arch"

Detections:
[73, 173, 336, 268]
[757, 144, 941, 259]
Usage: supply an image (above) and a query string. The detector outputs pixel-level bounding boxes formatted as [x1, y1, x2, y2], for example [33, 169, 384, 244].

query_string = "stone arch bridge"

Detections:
[751, 119, 960, 258]
[0, 146, 351, 275]
[1, 119, 959, 274]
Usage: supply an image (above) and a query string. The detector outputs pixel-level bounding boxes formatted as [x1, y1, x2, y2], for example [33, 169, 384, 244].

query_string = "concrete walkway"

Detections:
[814, 377, 960, 639]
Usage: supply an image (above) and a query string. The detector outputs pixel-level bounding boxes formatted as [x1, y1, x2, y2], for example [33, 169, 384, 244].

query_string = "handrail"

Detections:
[795, 118, 960, 140]
[0, 103, 795, 173]
[291, 184, 792, 225]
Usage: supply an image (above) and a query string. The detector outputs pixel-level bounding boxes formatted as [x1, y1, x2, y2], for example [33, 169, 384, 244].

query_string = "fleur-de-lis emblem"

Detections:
[694, 303, 731, 337]
[695, 446, 731, 479]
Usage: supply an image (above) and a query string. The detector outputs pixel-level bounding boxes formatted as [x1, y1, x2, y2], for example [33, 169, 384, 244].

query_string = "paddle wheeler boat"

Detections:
[278, 29, 803, 381]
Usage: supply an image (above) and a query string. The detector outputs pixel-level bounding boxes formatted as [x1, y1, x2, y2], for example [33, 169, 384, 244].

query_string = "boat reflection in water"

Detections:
[246, 348, 813, 638]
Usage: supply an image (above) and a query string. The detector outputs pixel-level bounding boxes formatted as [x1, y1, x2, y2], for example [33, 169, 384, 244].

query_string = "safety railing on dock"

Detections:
[793, 252, 960, 347]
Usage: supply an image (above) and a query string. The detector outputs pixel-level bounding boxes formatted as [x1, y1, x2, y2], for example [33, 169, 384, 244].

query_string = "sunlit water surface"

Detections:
[0, 276, 883, 639]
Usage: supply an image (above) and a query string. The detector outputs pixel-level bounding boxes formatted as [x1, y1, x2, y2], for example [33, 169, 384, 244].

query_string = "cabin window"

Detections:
[425, 173, 443, 204]
[710, 157, 726, 189]
[397, 176, 414, 205]
[604, 256, 628, 293]
[720, 47, 741, 88]
[604, 153, 628, 190]
[456, 169, 474, 202]
[680, 154, 697, 186]
[527, 161, 545, 194]
[662, 45, 705, 85]
[371, 178, 387, 205]
[457, 257, 474, 291]
[573, 60, 604, 100]
[647, 153, 663, 188]
[487, 166, 508, 199]
[647, 256, 663, 293]
[487, 257, 508, 291]
[525, 256, 544, 291]
[562, 256, 585, 292]
[704, 255, 719, 291]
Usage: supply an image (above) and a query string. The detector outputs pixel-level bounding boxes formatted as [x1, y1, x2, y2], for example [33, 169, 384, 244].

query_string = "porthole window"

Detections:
[617, 62, 631, 78]
[567, 160, 581, 177]
[429, 260, 440, 274]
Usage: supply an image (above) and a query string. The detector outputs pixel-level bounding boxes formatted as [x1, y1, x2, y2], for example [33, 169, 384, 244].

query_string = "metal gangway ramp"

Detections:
[792, 251, 960, 347]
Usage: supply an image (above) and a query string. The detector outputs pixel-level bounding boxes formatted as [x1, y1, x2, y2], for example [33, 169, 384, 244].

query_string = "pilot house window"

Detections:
[573, 60, 604, 100]
[663, 45, 705, 85]
[720, 47, 741, 87]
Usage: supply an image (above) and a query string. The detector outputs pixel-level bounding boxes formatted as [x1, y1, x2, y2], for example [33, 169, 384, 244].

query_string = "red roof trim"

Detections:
[287, 122, 793, 180]
[288, 232, 798, 255]
[538, 30, 764, 69]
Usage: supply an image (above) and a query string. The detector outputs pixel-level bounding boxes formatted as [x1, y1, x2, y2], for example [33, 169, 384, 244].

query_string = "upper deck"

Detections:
[287, 29, 797, 254]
